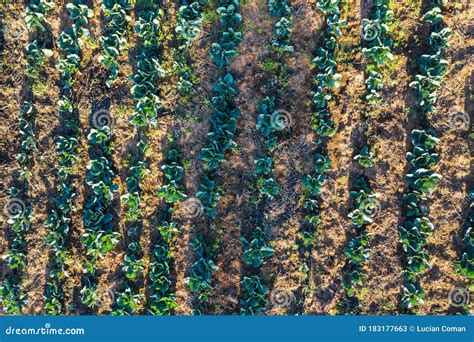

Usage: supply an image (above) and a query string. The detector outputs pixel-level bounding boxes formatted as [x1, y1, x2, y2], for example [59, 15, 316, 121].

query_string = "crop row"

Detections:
[454, 190, 474, 313]
[241, 0, 295, 315]
[80, 125, 120, 308]
[360, 0, 393, 105]
[43, 1, 93, 314]
[189, 0, 243, 314]
[399, 0, 451, 310]
[175, 0, 208, 94]
[1, 0, 54, 315]
[150, 148, 187, 314]
[99, 0, 132, 88]
[1, 103, 36, 314]
[341, 0, 392, 312]
[111, 0, 166, 314]
[111, 157, 148, 314]
[297, 0, 343, 312]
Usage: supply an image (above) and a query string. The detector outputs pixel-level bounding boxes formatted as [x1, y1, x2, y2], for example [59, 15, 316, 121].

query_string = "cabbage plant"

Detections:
[240, 276, 269, 315]
[24, 0, 54, 31]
